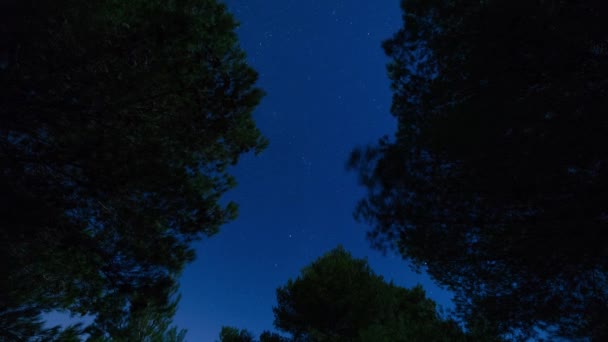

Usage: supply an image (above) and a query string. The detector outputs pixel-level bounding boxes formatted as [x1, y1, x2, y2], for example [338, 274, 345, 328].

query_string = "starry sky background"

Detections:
[173, 1, 455, 340]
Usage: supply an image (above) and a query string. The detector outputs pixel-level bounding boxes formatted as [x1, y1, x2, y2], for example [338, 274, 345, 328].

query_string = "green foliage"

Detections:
[0, 307, 83, 342]
[217, 327, 256, 342]
[350, 0, 608, 340]
[1, 0, 265, 339]
[217, 327, 289, 342]
[217, 327, 290, 342]
[84, 284, 187, 342]
[273, 246, 468, 342]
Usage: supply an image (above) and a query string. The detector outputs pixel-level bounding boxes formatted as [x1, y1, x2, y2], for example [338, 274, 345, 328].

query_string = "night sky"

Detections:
[173, 1, 454, 340]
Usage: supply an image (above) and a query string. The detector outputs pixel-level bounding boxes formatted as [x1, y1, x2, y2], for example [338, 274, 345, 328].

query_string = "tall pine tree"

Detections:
[1, 0, 266, 338]
[350, 1, 608, 339]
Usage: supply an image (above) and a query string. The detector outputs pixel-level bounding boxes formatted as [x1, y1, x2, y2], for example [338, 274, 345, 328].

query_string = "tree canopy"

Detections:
[217, 327, 287, 342]
[1, 0, 266, 339]
[349, 0, 608, 340]
[272, 247, 467, 341]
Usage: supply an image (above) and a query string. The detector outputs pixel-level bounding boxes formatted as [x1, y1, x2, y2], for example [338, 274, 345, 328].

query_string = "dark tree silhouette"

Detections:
[0, 0, 266, 339]
[272, 247, 468, 341]
[84, 283, 186, 342]
[349, 0, 608, 340]
[217, 327, 287, 342]
[217, 327, 256, 342]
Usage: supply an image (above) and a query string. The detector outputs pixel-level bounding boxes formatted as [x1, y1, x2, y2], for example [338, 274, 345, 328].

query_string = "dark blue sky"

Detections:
[174, 1, 454, 340]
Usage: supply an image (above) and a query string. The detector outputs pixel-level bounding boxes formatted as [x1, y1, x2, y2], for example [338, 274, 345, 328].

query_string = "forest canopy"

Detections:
[220, 247, 471, 342]
[0, 0, 266, 339]
[349, 0, 608, 340]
